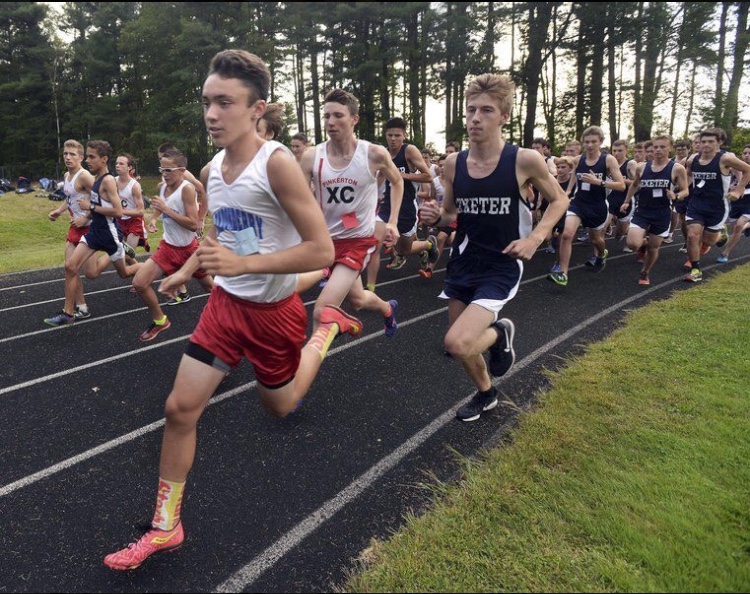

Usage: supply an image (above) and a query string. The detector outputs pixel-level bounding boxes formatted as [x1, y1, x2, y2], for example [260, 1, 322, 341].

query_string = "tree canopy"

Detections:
[1, 2, 748, 180]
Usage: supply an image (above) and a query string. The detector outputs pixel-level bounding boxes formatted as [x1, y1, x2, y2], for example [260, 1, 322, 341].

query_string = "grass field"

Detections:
[0, 177, 162, 274]
[347, 265, 750, 592]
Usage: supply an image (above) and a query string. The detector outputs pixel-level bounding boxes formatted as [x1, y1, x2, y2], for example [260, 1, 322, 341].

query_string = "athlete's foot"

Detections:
[319, 305, 363, 337]
[103, 523, 184, 571]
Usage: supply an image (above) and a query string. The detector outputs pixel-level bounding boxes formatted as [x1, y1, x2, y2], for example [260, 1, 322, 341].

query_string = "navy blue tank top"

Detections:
[574, 153, 608, 205]
[691, 152, 728, 206]
[90, 173, 115, 232]
[450, 144, 532, 269]
[607, 159, 631, 203]
[384, 143, 418, 209]
[637, 161, 674, 211]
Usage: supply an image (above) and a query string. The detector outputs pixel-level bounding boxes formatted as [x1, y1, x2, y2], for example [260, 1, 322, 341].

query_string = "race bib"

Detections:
[234, 226, 259, 256]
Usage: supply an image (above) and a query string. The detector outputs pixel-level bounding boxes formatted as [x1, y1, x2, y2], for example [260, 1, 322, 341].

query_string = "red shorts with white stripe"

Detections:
[151, 238, 208, 279]
[189, 286, 307, 387]
[119, 216, 146, 240]
[332, 236, 378, 272]
[66, 225, 89, 246]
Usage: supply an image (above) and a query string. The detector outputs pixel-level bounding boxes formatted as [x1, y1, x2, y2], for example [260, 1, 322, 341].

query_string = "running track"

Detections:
[1, 234, 748, 592]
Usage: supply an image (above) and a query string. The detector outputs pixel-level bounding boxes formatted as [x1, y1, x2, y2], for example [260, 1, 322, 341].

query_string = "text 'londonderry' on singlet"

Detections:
[450, 144, 533, 272]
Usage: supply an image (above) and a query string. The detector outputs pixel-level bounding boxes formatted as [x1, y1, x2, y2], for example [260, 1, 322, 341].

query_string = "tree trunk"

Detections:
[721, 1, 750, 139]
[575, 23, 587, 138]
[714, 2, 730, 125]
[607, 5, 618, 142]
[668, 5, 687, 137]
[522, 3, 553, 148]
[310, 48, 321, 144]
[684, 59, 698, 138]
[632, 2, 644, 140]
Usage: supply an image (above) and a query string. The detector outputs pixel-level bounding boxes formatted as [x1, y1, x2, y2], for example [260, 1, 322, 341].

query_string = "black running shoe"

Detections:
[456, 388, 498, 422]
[488, 318, 516, 377]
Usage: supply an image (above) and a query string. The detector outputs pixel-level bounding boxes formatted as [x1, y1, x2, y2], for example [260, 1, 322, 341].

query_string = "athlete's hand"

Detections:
[48, 210, 60, 221]
[620, 201, 631, 214]
[417, 188, 433, 202]
[159, 272, 188, 299]
[503, 236, 543, 262]
[383, 223, 400, 248]
[580, 171, 602, 186]
[726, 188, 742, 202]
[196, 235, 247, 277]
[419, 201, 440, 226]
[150, 196, 165, 213]
[147, 222, 158, 234]
[73, 215, 90, 228]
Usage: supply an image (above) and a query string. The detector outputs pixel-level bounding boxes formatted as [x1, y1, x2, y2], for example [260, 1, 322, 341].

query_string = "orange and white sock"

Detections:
[306, 322, 339, 360]
[151, 477, 185, 531]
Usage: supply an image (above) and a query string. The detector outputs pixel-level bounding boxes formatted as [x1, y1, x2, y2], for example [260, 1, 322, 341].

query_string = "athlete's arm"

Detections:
[604, 154, 626, 192]
[371, 144, 404, 245]
[404, 145, 434, 184]
[721, 152, 750, 201]
[122, 182, 145, 218]
[670, 163, 689, 202]
[420, 153, 458, 228]
[622, 162, 644, 210]
[504, 148, 569, 261]
[80, 175, 122, 218]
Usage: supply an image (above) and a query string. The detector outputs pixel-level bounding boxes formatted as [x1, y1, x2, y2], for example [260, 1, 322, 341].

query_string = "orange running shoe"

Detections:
[319, 305, 363, 337]
[104, 523, 184, 570]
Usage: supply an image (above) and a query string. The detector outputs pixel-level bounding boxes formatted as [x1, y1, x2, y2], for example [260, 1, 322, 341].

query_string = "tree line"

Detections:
[1, 2, 748, 181]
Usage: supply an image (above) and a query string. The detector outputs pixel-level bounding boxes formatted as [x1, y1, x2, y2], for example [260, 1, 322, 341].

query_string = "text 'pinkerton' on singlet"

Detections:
[118, 177, 138, 220]
[312, 139, 379, 239]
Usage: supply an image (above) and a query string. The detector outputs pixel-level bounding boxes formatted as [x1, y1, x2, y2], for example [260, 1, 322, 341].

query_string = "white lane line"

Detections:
[1, 284, 149, 313]
[1, 253, 746, 579]
[0, 311, 437, 498]
[212, 271, 694, 591]
[0, 271, 690, 585]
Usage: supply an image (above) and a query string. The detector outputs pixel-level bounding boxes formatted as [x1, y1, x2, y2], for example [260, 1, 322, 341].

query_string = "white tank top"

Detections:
[433, 176, 445, 206]
[312, 139, 379, 239]
[118, 177, 138, 220]
[209, 142, 301, 303]
[64, 169, 89, 219]
[161, 180, 197, 247]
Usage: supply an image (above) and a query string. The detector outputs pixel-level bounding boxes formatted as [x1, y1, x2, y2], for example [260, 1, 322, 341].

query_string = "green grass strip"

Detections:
[347, 265, 750, 593]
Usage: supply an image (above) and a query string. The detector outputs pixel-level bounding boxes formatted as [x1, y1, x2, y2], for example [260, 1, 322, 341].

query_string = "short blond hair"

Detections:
[465, 73, 514, 116]
[581, 126, 604, 142]
[63, 139, 84, 157]
[554, 156, 575, 169]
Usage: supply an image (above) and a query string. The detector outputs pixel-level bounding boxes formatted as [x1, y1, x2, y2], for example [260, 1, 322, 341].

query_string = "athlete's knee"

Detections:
[444, 334, 471, 359]
[346, 293, 366, 311]
[626, 236, 641, 251]
[164, 392, 202, 427]
[261, 399, 294, 418]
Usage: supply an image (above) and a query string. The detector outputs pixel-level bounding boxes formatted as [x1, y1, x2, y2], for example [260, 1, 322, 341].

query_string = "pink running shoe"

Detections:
[319, 305, 363, 337]
[104, 523, 184, 570]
